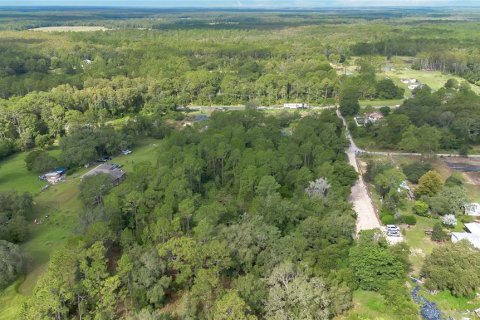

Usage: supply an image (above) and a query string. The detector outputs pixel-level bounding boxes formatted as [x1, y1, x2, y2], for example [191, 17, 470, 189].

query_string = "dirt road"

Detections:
[337, 109, 381, 233]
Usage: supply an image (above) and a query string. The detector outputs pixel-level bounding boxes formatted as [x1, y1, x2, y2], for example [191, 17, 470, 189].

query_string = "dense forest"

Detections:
[20, 110, 369, 319]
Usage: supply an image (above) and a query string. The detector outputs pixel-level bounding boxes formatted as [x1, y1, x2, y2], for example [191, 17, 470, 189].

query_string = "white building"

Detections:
[451, 222, 480, 249]
[283, 103, 308, 109]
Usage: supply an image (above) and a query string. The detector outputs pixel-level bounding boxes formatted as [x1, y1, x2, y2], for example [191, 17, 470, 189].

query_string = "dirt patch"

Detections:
[464, 172, 480, 185]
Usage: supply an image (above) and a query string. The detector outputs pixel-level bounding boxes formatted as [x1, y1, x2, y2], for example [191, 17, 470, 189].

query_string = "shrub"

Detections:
[431, 222, 447, 242]
[413, 200, 430, 217]
[381, 214, 395, 225]
[402, 162, 433, 183]
[25, 150, 59, 173]
[0, 240, 25, 289]
[442, 214, 457, 228]
[401, 215, 417, 226]
[445, 175, 463, 187]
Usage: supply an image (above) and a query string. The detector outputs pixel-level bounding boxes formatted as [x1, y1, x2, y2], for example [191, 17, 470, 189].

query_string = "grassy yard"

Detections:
[337, 290, 397, 320]
[380, 69, 480, 95]
[359, 98, 403, 107]
[0, 137, 163, 319]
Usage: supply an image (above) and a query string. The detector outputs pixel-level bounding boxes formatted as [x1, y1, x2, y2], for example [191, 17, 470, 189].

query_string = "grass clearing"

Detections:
[359, 98, 403, 107]
[337, 290, 395, 320]
[381, 69, 480, 95]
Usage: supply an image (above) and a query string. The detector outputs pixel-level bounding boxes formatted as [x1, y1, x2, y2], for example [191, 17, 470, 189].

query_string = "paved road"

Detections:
[336, 109, 381, 233]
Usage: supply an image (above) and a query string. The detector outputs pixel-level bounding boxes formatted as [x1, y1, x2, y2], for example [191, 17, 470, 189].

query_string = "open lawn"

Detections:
[0, 152, 47, 194]
[380, 69, 480, 95]
[337, 290, 399, 320]
[113, 137, 163, 172]
[359, 98, 403, 107]
[423, 290, 480, 319]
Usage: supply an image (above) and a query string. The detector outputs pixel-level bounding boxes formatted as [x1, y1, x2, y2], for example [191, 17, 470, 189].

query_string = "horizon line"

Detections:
[1, 5, 480, 9]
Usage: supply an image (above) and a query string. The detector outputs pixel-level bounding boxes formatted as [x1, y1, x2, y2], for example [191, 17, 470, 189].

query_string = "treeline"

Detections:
[21, 111, 365, 319]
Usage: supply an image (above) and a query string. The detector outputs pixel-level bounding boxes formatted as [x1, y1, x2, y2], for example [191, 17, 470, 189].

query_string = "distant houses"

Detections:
[401, 78, 424, 91]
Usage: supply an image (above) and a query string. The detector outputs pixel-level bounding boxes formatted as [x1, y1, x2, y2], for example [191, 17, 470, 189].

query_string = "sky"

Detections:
[0, 0, 478, 7]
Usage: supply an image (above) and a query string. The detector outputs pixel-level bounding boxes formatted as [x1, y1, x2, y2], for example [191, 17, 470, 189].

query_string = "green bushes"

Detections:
[381, 214, 395, 225]
[413, 200, 430, 217]
[25, 150, 59, 173]
[401, 215, 417, 226]
[401, 162, 433, 184]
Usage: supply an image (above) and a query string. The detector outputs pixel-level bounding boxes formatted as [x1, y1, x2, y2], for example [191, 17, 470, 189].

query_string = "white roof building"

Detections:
[284, 103, 308, 109]
[452, 222, 480, 249]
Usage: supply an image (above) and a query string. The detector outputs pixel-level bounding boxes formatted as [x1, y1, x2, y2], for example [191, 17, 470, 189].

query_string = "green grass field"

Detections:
[337, 290, 396, 320]
[359, 98, 403, 107]
[380, 69, 480, 95]
[0, 137, 163, 319]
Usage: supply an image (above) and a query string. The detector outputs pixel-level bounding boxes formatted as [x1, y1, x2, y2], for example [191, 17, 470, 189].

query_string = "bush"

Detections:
[431, 222, 447, 242]
[25, 150, 59, 173]
[445, 175, 463, 187]
[0, 240, 25, 289]
[381, 214, 395, 225]
[401, 162, 433, 183]
[401, 215, 417, 226]
[413, 200, 430, 217]
[442, 214, 457, 228]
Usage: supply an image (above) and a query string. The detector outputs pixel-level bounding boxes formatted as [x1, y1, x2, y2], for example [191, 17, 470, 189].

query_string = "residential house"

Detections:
[83, 163, 126, 186]
[451, 222, 480, 249]
[465, 203, 480, 216]
[365, 112, 384, 124]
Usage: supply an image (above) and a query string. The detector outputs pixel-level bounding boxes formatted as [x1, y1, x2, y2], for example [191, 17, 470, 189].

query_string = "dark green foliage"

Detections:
[0, 240, 25, 289]
[339, 87, 360, 116]
[445, 175, 463, 187]
[431, 222, 447, 242]
[349, 231, 409, 291]
[413, 200, 430, 217]
[376, 79, 404, 99]
[402, 162, 433, 184]
[422, 241, 480, 297]
[401, 215, 417, 226]
[0, 191, 32, 243]
[79, 173, 113, 209]
[381, 214, 395, 225]
[25, 150, 59, 173]
[60, 126, 129, 168]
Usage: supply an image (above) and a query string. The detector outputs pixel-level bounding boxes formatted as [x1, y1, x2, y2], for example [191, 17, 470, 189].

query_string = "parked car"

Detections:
[387, 231, 401, 237]
[387, 225, 400, 231]
[121, 149, 132, 155]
